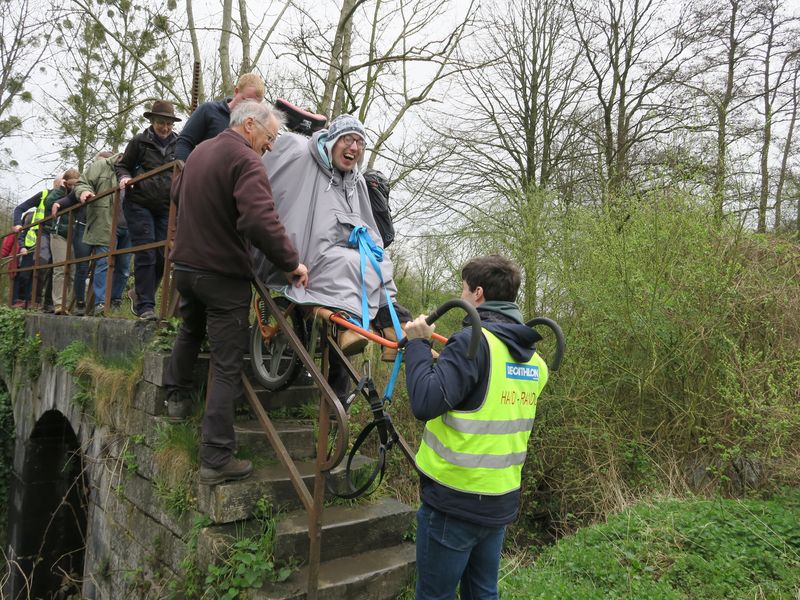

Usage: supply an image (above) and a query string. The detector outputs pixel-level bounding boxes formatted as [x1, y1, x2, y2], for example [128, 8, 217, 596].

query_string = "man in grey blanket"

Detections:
[255, 114, 411, 399]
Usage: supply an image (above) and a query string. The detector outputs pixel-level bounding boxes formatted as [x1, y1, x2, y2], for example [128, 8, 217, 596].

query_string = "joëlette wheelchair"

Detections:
[248, 278, 566, 499]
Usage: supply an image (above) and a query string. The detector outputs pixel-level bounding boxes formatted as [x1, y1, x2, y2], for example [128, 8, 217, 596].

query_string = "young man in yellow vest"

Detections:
[404, 254, 549, 600]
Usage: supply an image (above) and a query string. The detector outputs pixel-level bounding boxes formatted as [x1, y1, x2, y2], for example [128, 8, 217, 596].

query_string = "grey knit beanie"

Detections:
[324, 114, 368, 157]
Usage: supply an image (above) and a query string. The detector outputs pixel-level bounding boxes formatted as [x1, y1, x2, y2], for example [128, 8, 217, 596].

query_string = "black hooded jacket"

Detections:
[405, 304, 544, 527]
[115, 126, 177, 211]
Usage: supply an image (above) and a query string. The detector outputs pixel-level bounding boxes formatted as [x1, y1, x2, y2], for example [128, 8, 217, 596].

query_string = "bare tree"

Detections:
[0, 0, 55, 166]
[215, 0, 291, 94]
[569, 0, 700, 201]
[678, 0, 764, 224]
[286, 0, 477, 162]
[753, 0, 798, 232]
[774, 56, 799, 230]
[68, 0, 180, 152]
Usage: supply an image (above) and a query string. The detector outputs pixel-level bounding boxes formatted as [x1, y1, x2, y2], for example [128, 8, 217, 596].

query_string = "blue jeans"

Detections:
[91, 227, 132, 306]
[123, 201, 168, 313]
[416, 503, 506, 600]
[72, 222, 91, 303]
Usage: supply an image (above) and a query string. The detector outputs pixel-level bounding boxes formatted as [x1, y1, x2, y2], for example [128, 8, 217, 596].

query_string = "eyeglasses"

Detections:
[252, 119, 279, 144]
[153, 118, 174, 127]
[339, 134, 365, 149]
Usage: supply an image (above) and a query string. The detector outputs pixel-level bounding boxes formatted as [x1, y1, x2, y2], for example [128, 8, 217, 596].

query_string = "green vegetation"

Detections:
[500, 490, 800, 599]
[203, 498, 293, 598]
[57, 341, 142, 430]
[0, 306, 26, 376]
[153, 422, 199, 518]
[168, 498, 293, 600]
[500, 195, 800, 539]
[0, 386, 13, 544]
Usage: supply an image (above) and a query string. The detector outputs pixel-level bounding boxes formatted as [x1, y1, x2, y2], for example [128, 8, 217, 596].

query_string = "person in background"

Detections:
[404, 255, 550, 600]
[12, 174, 75, 312]
[74, 151, 132, 316]
[165, 100, 307, 485]
[46, 169, 80, 314]
[175, 72, 265, 161]
[115, 100, 180, 320]
[2, 213, 24, 307]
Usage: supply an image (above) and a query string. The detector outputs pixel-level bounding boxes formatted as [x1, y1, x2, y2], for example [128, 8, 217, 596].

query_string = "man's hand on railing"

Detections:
[19, 247, 28, 256]
[118, 177, 132, 190]
[50, 202, 61, 217]
[12, 225, 22, 233]
[285, 263, 309, 288]
[79, 191, 94, 203]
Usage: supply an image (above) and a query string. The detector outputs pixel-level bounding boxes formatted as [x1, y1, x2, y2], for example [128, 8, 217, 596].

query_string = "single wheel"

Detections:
[249, 296, 306, 390]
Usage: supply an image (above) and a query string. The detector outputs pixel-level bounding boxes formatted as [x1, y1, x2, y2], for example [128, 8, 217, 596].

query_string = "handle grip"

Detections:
[400, 299, 482, 359]
[525, 316, 565, 371]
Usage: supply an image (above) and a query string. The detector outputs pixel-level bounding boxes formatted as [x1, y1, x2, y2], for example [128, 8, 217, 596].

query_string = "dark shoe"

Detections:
[43, 305, 54, 314]
[139, 309, 157, 321]
[199, 458, 253, 485]
[127, 289, 138, 316]
[338, 329, 368, 356]
[111, 298, 122, 309]
[75, 301, 86, 316]
[165, 392, 192, 423]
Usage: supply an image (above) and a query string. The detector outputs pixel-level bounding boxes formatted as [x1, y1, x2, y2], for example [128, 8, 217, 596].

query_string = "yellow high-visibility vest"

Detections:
[415, 328, 548, 495]
[24, 190, 49, 248]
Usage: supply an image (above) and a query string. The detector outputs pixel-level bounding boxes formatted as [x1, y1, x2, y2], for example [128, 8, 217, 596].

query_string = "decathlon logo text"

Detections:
[505, 363, 539, 381]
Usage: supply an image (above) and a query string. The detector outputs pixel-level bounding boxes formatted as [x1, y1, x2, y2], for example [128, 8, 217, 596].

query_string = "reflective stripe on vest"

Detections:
[415, 328, 548, 495]
[24, 190, 48, 248]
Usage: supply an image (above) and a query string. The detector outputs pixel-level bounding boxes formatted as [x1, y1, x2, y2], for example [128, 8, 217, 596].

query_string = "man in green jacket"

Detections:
[74, 152, 132, 315]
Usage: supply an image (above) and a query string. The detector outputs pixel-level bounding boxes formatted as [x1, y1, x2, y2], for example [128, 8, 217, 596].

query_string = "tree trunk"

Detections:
[186, 0, 204, 102]
[238, 0, 251, 75]
[219, 0, 233, 94]
[318, 0, 359, 116]
[774, 69, 797, 230]
[712, 0, 739, 226]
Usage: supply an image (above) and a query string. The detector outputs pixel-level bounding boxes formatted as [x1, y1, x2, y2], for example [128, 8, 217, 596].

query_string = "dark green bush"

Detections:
[515, 192, 800, 537]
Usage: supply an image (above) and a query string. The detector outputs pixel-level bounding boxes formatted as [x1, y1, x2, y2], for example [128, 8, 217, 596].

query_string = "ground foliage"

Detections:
[499, 490, 800, 599]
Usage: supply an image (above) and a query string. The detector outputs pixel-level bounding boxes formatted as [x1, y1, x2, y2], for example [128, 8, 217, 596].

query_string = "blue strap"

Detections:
[382, 350, 404, 404]
[347, 226, 403, 339]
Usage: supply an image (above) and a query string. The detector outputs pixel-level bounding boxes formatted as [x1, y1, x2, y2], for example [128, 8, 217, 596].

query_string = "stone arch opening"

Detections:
[5, 409, 88, 599]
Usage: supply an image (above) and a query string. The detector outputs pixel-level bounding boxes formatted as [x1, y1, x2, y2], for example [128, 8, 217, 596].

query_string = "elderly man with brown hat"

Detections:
[115, 99, 181, 320]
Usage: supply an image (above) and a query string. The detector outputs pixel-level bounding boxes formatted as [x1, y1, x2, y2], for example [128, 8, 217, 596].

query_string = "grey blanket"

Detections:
[254, 131, 398, 320]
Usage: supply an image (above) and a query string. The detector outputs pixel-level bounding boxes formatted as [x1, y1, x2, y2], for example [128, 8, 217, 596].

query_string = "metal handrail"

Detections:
[2, 161, 180, 316]
[248, 281, 350, 599]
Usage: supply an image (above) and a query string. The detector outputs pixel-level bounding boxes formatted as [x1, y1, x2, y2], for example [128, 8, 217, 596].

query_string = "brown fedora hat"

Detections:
[143, 99, 181, 122]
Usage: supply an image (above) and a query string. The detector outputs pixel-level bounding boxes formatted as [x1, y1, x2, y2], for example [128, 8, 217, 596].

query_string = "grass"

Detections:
[499, 490, 800, 599]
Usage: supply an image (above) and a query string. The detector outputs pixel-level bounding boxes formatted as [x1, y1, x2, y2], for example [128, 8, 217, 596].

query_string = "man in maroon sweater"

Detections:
[166, 100, 308, 485]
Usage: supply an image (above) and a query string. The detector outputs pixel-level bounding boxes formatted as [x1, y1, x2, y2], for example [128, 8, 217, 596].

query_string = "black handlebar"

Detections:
[399, 299, 482, 359]
[525, 317, 565, 371]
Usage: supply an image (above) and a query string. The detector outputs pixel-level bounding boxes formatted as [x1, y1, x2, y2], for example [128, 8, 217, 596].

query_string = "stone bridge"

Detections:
[2, 314, 415, 599]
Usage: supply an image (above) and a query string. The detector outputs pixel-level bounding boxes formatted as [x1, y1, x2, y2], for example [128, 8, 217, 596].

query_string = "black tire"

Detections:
[249, 297, 306, 390]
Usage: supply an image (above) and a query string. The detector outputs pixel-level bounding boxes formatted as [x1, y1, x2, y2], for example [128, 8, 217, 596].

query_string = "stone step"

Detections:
[235, 419, 316, 461]
[249, 382, 319, 413]
[252, 542, 416, 600]
[196, 456, 372, 524]
[141, 352, 319, 414]
[197, 497, 414, 566]
[274, 497, 414, 563]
